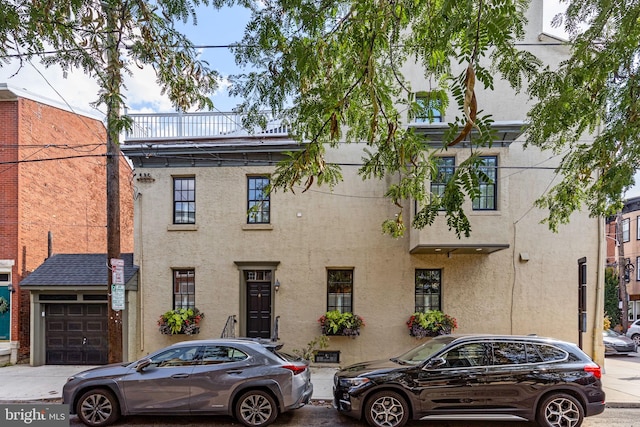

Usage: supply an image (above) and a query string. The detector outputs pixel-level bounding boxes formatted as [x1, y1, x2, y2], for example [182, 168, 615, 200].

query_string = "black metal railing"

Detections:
[271, 315, 280, 341]
[220, 315, 237, 338]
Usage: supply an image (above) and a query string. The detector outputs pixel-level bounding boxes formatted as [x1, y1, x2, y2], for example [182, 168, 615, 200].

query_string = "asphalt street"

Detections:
[66, 405, 640, 426]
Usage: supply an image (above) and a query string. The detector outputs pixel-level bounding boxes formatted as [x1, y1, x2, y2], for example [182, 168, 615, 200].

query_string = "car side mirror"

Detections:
[425, 357, 447, 369]
[136, 358, 152, 372]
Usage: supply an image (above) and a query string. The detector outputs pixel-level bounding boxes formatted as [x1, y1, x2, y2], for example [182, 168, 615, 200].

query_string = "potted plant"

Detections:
[407, 310, 457, 338]
[318, 310, 365, 337]
[158, 307, 204, 335]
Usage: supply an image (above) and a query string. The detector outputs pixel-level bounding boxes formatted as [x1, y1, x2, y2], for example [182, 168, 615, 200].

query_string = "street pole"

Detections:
[105, 1, 123, 363]
[616, 212, 629, 331]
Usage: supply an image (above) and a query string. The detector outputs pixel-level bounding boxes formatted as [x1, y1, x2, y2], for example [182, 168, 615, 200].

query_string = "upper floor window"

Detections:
[637, 216, 640, 240]
[414, 92, 444, 123]
[174, 269, 195, 309]
[415, 269, 441, 312]
[174, 177, 195, 224]
[623, 218, 630, 242]
[431, 157, 455, 207]
[247, 176, 270, 224]
[472, 156, 497, 211]
[327, 269, 353, 313]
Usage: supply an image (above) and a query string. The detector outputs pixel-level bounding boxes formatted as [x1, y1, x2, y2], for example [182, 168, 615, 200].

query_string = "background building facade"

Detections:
[0, 84, 134, 363]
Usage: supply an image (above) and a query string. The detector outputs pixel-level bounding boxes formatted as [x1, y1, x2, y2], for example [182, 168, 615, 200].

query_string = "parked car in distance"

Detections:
[63, 338, 312, 427]
[333, 334, 605, 427]
[626, 318, 640, 346]
[603, 329, 637, 356]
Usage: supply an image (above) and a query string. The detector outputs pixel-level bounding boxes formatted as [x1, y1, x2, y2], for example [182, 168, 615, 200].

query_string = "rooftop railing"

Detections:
[124, 111, 291, 142]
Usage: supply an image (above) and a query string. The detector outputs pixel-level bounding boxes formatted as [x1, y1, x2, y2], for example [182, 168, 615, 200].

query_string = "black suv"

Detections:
[333, 334, 605, 427]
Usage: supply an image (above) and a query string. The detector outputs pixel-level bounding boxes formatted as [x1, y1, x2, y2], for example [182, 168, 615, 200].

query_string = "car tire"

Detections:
[364, 390, 410, 427]
[632, 334, 640, 346]
[76, 388, 120, 427]
[235, 390, 278, 427]
[536, 393, 584, 427]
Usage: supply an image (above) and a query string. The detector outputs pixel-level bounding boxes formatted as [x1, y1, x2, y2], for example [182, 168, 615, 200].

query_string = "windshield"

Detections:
[395, 336, 456, 364]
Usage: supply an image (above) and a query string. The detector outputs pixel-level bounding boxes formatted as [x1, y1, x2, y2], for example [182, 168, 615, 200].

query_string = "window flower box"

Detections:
[407, 310, 457, 338]
[158, 308, 204, 335]
[319, 310, 365, 338]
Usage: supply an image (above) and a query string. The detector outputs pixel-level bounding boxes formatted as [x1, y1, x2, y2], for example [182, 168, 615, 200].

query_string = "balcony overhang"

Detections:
[407, 120, 526, 147]
[410, 243, 510, 255]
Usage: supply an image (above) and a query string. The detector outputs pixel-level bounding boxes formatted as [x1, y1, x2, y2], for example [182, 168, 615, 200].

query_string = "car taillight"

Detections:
[282, 364, 307, 375]
[584, 364, 602, 379]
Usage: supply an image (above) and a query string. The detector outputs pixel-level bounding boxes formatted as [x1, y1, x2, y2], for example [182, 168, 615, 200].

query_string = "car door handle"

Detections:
[226, 370, 243, 375]
[171, 373, 190, 378]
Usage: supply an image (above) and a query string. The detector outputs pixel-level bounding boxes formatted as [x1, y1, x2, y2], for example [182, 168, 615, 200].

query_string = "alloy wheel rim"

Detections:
[80, 394, 112, 425]
[239, 394, 272, 426]
[544, 397, 580, 427]
[370, 396, 405, 427]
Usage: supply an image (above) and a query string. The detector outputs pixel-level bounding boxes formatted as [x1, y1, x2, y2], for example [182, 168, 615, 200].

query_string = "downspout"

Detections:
[135, 188, 144, 354]
[592, 200, 605, 366]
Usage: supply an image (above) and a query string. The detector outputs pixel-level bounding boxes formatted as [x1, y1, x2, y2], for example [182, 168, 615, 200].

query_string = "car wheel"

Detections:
[632, 334, 640, 346]
[235, 390, 278, 427]
[537, 393, 584, 427]
[76, 388, 120, 427]
[364, 390, 410, 427]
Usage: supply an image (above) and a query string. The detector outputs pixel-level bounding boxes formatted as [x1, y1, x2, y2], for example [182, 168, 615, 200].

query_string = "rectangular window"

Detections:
[637, 257, 640, 281]
[430, 157, 455, 207]
[637, 216, 640, 240]
[173, 177, 195, 224]
[623, 218, 630, 242]
[327, 269, 353, 313]
[415, 92, 444, 123]
[472, 156, 497, 210]
[173, 269, 195, 309]
[415, 269, 441, 312]
[247, 176, 270, 224]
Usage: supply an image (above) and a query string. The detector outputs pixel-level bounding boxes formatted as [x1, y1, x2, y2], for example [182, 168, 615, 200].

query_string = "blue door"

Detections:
[0, 287, 10, 340]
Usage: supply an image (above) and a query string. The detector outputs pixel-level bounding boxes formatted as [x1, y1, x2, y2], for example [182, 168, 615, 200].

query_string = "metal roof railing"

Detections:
[124, 111, 291, 142]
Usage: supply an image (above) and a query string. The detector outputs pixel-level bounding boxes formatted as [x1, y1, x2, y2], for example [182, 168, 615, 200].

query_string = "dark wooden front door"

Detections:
[246, 281, 271, 338]
[45, 304, 108, 365]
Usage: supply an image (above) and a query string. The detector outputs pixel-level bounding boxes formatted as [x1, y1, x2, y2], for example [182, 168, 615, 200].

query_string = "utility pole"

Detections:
[616, 212, 629, 331]
[105, 1, 123, 363]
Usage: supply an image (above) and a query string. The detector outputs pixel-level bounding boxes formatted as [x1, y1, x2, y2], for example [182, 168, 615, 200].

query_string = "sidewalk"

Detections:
[0, 359, 636, 406]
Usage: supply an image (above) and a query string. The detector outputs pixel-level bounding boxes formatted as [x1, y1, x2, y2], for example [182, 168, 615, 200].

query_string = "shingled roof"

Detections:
[20, 253, 138, 287]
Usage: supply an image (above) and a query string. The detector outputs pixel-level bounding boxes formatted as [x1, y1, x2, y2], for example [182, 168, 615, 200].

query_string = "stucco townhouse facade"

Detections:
[0, 84, 134, 365]
[119, 0, 605, 367]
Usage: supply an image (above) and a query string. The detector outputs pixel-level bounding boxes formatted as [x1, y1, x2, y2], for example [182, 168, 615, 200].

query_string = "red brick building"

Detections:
[0, 84, 134, 363]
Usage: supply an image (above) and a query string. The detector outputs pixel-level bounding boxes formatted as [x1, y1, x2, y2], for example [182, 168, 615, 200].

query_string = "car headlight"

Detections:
[339, 377, 371, 388]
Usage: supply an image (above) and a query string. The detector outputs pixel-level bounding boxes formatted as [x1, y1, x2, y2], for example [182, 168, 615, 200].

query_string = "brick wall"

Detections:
[1, 97, 134, 360]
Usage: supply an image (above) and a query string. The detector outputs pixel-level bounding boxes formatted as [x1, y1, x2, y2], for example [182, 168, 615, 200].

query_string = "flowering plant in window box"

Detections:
[407, 310, 457, 338]
[318, 310, 365, 337]
[158, 308, 204, 335]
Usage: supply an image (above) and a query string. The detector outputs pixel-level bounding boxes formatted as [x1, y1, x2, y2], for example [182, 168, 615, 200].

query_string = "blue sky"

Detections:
[0, 4, 253, 116]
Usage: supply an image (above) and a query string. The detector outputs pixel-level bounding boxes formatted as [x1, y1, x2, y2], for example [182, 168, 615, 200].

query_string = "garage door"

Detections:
[45, 304, 108, 365]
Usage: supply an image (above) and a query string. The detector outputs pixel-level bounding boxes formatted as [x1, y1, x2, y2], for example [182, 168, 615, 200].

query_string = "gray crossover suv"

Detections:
[63, 338, 312, 427]
[334, 334, 605, 427]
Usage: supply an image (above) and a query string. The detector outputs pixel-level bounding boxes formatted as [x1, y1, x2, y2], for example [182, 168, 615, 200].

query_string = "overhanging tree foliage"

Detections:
[227, 0, 540, 238]
[224, 0, 638, 236]
[2, 0, 638, 238]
